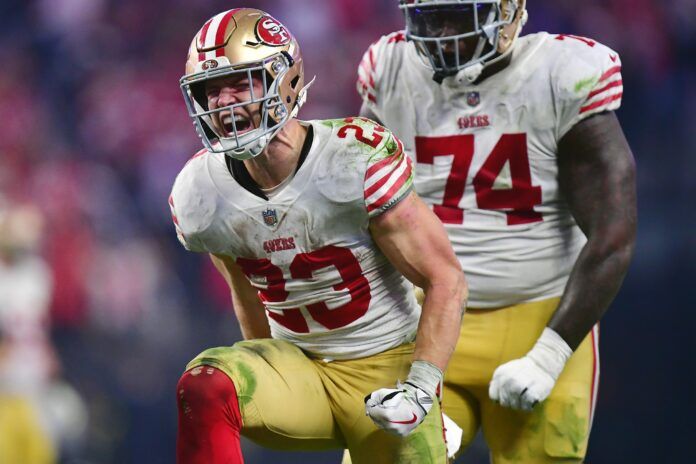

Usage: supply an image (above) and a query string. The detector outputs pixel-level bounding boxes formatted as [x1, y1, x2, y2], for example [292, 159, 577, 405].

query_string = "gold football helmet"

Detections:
[180, 8, 309, 159]
[399, 0, 527, 82]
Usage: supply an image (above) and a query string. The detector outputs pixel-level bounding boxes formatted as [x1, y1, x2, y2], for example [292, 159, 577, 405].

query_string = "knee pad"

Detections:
[177, 365, 241, 430]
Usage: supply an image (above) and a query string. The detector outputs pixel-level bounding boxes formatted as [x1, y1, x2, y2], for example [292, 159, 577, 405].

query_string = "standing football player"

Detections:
[170, 8, 467, 464]
[356, 1, 636, 462]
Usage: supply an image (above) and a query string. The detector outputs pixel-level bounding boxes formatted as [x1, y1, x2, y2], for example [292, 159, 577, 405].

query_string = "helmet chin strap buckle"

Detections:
[457, 63, 484, 84]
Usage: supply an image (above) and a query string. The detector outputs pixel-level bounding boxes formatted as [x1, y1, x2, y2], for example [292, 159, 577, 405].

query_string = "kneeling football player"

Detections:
[170, 8, 467, 464]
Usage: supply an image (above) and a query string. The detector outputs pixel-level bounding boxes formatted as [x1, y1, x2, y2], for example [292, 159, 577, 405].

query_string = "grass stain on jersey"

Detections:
[231, 361, 257, 408]
[574, 76, 597, 93]
[561, 402, 587, 455]
[546, 402, 587, 457]
[395, 404, 447, 463]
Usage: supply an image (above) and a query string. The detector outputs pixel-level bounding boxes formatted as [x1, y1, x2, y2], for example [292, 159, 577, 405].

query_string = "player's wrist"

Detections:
[526, 327, 573, 381]
[405, 360, 443, 399]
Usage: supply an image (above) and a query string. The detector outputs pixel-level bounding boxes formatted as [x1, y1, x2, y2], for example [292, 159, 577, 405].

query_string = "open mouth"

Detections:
[221, 112, 254, 136]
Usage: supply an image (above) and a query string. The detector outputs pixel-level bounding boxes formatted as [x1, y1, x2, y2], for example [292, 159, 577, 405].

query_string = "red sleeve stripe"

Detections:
[168, 197, 180, 226]
[357, 76, 377, 103]
[365, 138, 404, 179]
[387, 31, 406, 43]
[366, 157, 413, 213]
[579, 92, 622, 114]
[365, 154, 404, 191]
[359, 57, 376, 88]
[587, 79, 622, 100]
[364, 153, 405, 199]
[357, 47, 377, 98]
[365, 150, 409, 204]
[598, 65, 621, 83]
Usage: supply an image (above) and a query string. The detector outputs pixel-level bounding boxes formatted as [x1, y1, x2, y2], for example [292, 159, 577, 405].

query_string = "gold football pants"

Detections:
[187, 339, 447, 464]
[444, 297, 599, 463]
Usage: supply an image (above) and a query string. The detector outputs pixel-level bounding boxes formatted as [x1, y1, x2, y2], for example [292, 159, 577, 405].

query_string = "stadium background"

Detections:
[0, 0, 692, 462]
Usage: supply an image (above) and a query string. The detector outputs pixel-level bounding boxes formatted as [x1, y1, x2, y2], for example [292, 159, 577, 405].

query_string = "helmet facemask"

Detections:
[180, 52, 295, 160]
[399, 0, 526, 83]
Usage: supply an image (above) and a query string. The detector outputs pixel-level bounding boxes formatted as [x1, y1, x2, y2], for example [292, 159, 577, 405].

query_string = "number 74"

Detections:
[415, 133, 543, 226]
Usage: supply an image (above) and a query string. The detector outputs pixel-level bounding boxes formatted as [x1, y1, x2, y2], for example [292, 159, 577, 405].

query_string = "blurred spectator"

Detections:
[0, 200, 87, 463]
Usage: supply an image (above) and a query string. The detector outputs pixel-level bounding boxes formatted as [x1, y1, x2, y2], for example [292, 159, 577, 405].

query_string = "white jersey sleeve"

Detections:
[357, 31, 409, 121]
[169, 150, 220, 254]
[553, 35, 623, 137]
[363, 121, 414, 218]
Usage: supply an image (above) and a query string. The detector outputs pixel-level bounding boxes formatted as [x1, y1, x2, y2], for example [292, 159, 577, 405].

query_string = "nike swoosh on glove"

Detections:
[365, 382, 433, 437]
[489, 327, 573, 411]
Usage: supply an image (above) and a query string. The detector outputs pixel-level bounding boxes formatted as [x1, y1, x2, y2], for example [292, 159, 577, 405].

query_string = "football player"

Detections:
[0, 202, 57, 464]
[355, 1, 636, 462]
[170, 8, 467, 464]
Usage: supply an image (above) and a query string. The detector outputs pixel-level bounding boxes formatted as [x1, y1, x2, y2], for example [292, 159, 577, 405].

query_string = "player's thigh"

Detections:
[345, 400, 447, 464]
[325, 344, 447, 464]
[442, 381, 480, 454]
[440, 305, 508, 453]
[481, 327, 598, 463]
[340, 407, 448, 464]
[186, 338, 343, 451]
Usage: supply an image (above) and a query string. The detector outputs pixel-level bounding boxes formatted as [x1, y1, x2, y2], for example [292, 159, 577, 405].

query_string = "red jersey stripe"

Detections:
[365, 139, 403, 179]
[387, 31, 406, 43]
[587, 79, 622, 100]
[364, 155, 405, 199]
[598, 65, 621, 83]
[579, 92, 622, 114]
[367, 157, 412, 213]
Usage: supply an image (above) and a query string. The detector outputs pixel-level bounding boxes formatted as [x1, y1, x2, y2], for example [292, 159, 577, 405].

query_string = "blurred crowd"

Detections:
[0, 0, 692, 463]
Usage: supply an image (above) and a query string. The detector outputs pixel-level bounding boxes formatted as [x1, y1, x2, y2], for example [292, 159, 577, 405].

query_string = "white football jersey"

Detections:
[169, 118, 419, 360]
[358, 31, 623, 308]
[0, 255, 54, 392]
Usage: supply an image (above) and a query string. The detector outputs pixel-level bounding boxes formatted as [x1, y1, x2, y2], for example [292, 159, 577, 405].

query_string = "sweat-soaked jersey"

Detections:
[357, 31, 623, 308]
[169, 118, 419, 360]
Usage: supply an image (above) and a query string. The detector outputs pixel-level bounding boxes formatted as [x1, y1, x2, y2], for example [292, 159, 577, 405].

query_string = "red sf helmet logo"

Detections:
[201, 59, 219, 70]
[256, 16, 291, 46]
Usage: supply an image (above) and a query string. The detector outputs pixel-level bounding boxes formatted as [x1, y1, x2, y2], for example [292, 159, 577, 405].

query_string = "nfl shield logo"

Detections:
[466, 91, 480, 107]
[262, 208, 278, 226]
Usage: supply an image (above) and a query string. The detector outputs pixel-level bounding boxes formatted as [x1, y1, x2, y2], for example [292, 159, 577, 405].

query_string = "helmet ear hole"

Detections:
[290, 75, 300, 90]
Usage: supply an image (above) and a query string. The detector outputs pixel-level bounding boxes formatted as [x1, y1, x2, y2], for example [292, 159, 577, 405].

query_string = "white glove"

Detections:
[365, 381, 433, 437]
[365, 360, 442, 437]
[489, 327, 573, 411]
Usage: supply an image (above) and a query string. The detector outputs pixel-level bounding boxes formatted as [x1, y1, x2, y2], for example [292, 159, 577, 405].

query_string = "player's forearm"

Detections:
[235, 311, 272, 339]
[413, 272, 467, 371]
[548, 234, 634, 350]
[230, 291, 272, 339]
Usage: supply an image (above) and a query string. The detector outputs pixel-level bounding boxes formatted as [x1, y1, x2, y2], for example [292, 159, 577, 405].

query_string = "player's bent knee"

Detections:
[177, 365, 242, 431]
